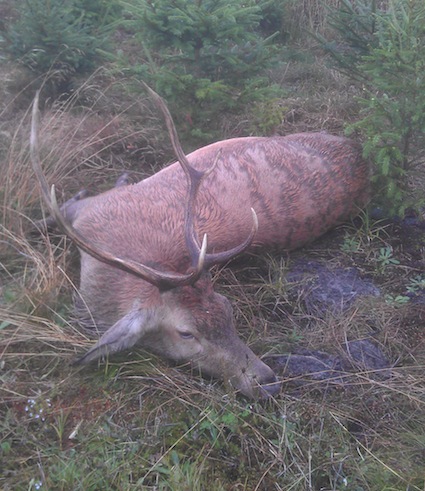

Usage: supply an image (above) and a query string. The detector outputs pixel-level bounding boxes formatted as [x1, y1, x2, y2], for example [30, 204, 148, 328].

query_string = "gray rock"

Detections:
[285, 261, 380, 316]
[265, 339, 391, 387]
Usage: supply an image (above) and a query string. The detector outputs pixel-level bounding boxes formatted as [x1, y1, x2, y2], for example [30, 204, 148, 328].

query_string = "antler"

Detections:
[141, 82, 258, 269]
[31, 86, 257, 290]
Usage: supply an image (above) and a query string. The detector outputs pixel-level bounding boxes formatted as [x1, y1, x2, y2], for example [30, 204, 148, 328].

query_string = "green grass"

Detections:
[2, 352, 424, 490]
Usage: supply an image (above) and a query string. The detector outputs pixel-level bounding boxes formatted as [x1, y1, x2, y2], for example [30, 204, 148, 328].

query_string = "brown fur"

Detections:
[74, 135, 368, 326]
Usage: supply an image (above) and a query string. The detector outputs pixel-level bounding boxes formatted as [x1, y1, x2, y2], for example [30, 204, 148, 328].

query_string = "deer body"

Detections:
[32, 91, 369, 399]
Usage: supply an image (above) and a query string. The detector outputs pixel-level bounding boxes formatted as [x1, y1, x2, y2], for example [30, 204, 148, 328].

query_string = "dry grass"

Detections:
[284, 0, 342, 39]
[0, 71, 172, 323]
[283, 1, 390, 41]
[229, 57, 362, 138]
[1, 69, 425, 490]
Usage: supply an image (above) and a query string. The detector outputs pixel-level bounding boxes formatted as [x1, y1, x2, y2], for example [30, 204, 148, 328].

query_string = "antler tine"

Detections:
[142, 82, 212, 267]
[204, 208, 259, 268]
[143, 82, 258, 271]
[49, 185, 202, 287]
[31, 91, 55, 215]
[141, 82, 196, 178]
[184, 149, 222, 264]
[31, 91, 203, 290]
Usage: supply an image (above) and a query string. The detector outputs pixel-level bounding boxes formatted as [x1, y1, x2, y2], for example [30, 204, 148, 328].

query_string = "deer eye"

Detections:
[178, 330, 195, 340]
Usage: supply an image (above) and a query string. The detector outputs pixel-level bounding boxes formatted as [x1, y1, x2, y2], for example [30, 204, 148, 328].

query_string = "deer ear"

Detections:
[75, 308, 157, 364]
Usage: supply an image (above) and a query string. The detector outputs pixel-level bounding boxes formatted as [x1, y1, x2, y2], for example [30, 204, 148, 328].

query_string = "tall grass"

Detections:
[284, 0, 341, 39]
[0, 74, 164, 384]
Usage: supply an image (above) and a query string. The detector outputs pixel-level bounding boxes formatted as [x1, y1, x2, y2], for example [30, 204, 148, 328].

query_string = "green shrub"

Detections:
[315, 0, 380, 79]
[72, 0, 122, 27]
[121, 0, 283, 143]
[348, 0, 425, 215]
[321, 0, 425, 216]
[130, 0, 275, 77]
[1, 0, 121, 90]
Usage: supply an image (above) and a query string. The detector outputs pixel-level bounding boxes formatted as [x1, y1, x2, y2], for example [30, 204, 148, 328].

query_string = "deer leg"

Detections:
[33, 189, 89, 232]
[33, 173, 131, 233]
[114, 172, 131, 187]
